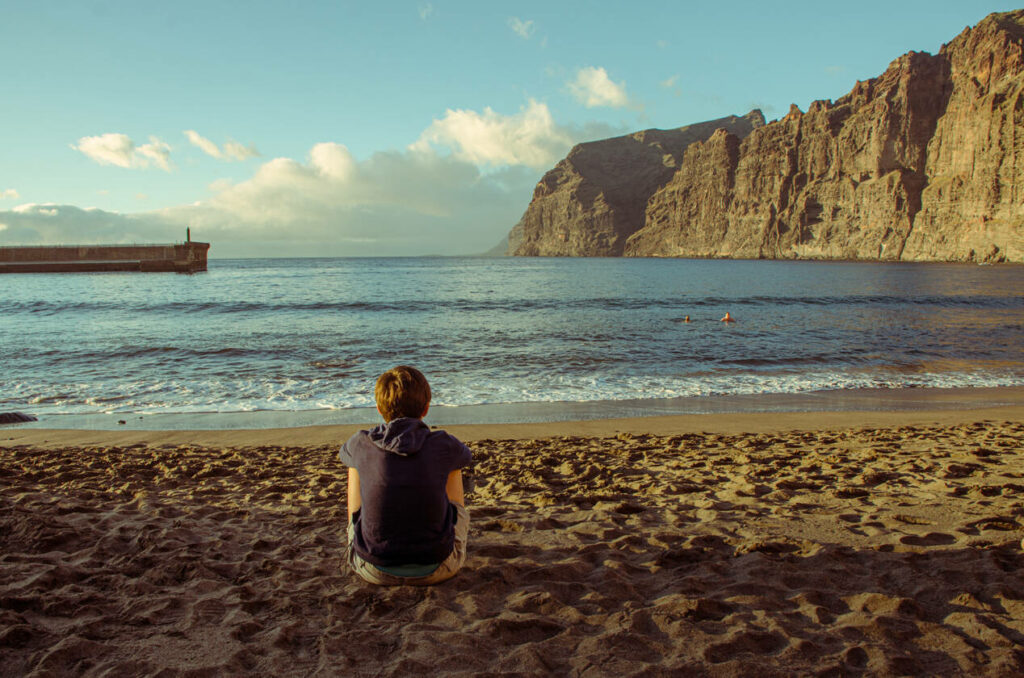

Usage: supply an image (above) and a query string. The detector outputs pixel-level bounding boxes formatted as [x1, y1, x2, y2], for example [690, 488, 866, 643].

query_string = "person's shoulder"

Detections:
[343, 427, 376, 447]
[426, 428, 472, 459]
[338, 428, 375, 464]
[425, 427, 466, 447]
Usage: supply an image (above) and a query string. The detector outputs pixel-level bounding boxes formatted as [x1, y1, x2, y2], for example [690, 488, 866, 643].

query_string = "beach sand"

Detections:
[2, 407, 1023, 676]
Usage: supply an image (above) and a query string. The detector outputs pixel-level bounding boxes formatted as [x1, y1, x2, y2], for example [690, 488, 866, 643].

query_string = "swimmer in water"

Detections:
[683, 315, 690, 323]
[720, 312, 736, 323]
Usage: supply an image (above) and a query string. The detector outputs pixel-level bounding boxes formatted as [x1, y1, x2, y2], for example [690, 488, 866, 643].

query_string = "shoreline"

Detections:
[8, 385, 1024, 430]
[4, 385, 1023, 448]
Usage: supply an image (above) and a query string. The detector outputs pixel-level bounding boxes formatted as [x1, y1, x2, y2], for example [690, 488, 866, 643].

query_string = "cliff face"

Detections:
[511, 10, 1024, 262]
[509, 112, 765, 256]
[904, 12, 1024, 261]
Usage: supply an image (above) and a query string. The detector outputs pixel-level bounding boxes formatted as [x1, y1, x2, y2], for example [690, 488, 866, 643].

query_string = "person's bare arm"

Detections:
[446, 469, 465, 506]
[347, 467, 362, 519]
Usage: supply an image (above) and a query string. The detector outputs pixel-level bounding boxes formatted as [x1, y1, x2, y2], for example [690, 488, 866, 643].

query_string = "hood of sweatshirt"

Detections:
[367, 417, 430, 456]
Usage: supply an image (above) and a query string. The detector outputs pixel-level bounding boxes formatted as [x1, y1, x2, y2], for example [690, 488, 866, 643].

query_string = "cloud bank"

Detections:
[1, 146, 542, 256]
[0, 203, 171, 244]
[8, 103, 627, 256]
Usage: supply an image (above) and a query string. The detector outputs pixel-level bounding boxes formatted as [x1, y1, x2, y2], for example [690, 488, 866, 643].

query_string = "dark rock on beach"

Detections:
[0, 412, 37, 424]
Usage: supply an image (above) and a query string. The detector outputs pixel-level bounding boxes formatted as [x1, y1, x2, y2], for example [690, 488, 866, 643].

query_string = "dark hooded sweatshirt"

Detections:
[339, 417, 472, 567]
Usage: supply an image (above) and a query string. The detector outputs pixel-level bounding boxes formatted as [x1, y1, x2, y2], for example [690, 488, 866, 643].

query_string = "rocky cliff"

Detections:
[509, 112, 765, 256]
[509, 10, 1024, 262]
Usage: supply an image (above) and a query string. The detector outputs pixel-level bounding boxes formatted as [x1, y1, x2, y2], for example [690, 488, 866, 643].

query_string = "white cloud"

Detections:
[185, 130, 260, 161]
[170, 148, 546, 255]
[308, 142, 355, 180]
[184, 130, 222, 158]
[207, 178, 233, 193]
[661, 75, 682, 97]
[412, 100, 575, 170]
[1, 189, 18, 199]
[203, 145, 491, 225]
[508, 17, 535, 40]
[7, 102, 627, 256]
[568, 66, 633, 109]
[0, 149, 540, 256]
[419, 3, 433, 20]
[136, 138, 172, 170]
[73, 133, 172, 171]
[222, 140, 260, 161]
[13, 203, 53, 214]
[72, 134, 134, 167]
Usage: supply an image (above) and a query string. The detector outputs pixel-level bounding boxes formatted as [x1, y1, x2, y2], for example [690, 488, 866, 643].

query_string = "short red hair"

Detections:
[374, 365, 432, 421]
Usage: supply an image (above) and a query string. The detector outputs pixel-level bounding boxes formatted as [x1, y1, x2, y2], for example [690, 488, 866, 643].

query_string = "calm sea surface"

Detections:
[2, 257, 1023, 418]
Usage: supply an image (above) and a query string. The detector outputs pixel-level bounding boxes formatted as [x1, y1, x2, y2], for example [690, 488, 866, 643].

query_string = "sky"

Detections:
[0, 1, 1017, 257]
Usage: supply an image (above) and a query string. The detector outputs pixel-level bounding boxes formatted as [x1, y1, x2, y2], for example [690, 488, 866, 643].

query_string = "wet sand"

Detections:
[2, 407, 1023, 675]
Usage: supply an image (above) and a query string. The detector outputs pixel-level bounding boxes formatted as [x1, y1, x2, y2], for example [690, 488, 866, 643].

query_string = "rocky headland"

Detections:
[507, 10, 1024, 263]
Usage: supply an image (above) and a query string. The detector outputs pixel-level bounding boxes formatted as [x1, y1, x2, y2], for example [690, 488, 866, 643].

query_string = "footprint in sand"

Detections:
[704, 630, 788, 663]
[899, 532, 957, 546]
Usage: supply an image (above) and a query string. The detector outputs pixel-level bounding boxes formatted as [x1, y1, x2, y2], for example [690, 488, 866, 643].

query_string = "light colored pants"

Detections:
[346, 503, 469, 586]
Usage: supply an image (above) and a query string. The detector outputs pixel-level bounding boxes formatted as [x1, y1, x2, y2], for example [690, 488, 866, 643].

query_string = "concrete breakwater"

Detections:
[0, 242, 209, 273]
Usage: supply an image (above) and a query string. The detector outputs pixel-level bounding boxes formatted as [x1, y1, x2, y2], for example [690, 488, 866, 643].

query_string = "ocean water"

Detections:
[2, 257, 1023, 421]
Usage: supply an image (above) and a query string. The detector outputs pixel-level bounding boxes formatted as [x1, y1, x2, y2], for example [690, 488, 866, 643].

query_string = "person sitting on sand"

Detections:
[720, 312, 736, 323]
[339, 365, 472, 585]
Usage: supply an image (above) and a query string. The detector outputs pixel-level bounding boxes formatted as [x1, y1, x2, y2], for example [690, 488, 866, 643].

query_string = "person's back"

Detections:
[339, 366, 471, 585]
